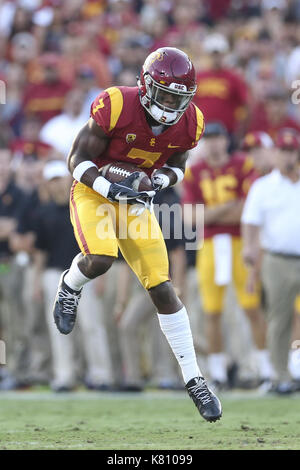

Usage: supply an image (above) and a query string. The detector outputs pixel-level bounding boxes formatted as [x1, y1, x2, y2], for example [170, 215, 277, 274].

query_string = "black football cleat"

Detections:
[53, 270, 82, 335]
[186, 376, 222, 423]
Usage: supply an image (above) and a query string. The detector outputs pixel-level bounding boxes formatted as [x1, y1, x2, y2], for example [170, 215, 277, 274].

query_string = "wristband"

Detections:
[92, 176, 111, 198]
[163, 164, 184, 183]
[73, 161, 97, 182]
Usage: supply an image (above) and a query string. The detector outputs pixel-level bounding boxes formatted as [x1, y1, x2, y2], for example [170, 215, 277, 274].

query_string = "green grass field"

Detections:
[0, 390, 299, 450]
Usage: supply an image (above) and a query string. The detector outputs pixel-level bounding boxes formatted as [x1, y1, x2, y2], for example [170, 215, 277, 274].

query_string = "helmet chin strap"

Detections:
[150, 104, 177, 124]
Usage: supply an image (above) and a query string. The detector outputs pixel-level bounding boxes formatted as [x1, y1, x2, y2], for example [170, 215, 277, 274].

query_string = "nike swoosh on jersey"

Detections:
[168, 144, 180, 148]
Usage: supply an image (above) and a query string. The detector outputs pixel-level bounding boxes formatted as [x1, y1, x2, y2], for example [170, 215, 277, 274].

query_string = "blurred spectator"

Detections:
[242, 130, 275, 176]
[33, 160, 113, 391]
[242, 128, 300, 387]
[193, 33, 250, 147]
[248, 86, 300, 139]
[261, 0, 289, 40]
[0, 3, 41, 43]
[0, 147, 29, 389]
[9, 155, 51, 386]
[10, 115, 52, 162]
[111, 35, 152, 79]
[75, 65, 102, 118]
[40, 88, 86, 158]
[140, 2, 169, 44]
[59, 23, 112, 88]
[22, 53, 72, 124]
[115, 67, 138, 87]
[0, 57, 32, 130]
[286, 45, 300, 85]
[243, 28, 287, 86]
[104, 0, 139, 31]
[10, 32, 38, 67]
[242, 127, 300, 394]
[205, 0, 233, 23]
[157, 1, 203, 50]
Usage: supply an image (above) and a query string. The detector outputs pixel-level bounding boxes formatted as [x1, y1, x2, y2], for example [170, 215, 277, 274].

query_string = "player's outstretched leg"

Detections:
[149, 281, 222, 423]
[53, 253, 114, 334]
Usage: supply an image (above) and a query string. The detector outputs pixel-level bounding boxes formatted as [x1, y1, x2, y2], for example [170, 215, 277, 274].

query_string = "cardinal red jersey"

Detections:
[182, 153, 257, 239]
[193, 69, 248, 134]
[90, 86, 205, 176]
[23, 81, 71, 124]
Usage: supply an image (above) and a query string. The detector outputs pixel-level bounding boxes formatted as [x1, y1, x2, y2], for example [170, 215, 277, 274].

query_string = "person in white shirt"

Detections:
[242, 128, 300, 394]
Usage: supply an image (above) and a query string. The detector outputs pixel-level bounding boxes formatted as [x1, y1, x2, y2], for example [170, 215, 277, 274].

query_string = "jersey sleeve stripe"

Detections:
[193, 104, 205, 141]
[106, 87, 124, 132]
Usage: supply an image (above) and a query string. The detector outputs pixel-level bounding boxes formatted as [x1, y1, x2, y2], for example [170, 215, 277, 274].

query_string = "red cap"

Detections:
[275, 128, 300, 150]
[243, 131, 274, 150]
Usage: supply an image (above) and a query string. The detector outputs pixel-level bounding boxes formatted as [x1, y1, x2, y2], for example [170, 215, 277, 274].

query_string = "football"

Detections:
[100, 162, 153, 192]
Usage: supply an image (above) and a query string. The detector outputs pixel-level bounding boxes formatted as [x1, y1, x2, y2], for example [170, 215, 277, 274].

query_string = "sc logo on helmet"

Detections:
[147, 51, 164, 67]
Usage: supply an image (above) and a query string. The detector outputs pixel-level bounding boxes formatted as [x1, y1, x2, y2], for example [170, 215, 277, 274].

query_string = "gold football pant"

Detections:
[196, 236, 260, 313]
[69, 181, 169, 290]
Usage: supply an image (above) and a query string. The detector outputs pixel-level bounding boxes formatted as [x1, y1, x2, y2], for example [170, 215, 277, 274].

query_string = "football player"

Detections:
[52, 47, 222, 422]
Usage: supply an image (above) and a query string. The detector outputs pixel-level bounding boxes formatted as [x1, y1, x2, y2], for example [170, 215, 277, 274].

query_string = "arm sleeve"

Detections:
[241, 179, 264, 226]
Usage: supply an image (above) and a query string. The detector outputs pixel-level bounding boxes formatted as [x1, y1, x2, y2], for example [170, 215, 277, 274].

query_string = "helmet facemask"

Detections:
[140, 73, 196, 125]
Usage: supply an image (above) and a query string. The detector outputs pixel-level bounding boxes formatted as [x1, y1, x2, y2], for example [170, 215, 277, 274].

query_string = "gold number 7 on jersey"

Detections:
[92, 98, 105, 115]
[127, 148, 162, 168]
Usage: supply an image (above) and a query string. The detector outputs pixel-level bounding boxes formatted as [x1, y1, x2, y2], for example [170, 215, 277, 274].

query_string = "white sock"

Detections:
[157, 306, 201, 384]
[255, 349, 274, 380]
[288, 349, 300, 380]
[64, 253, 91, 291]
[207, 353, 227, 383]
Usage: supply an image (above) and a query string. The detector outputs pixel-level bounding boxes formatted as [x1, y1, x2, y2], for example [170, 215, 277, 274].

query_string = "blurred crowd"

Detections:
[1, 0, 300, 392]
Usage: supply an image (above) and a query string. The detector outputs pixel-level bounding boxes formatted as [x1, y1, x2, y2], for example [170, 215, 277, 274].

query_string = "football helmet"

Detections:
[138, 47, 197, 125]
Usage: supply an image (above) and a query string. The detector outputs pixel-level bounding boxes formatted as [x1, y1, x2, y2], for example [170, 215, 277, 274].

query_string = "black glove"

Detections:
[107, 172, 155, 205]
